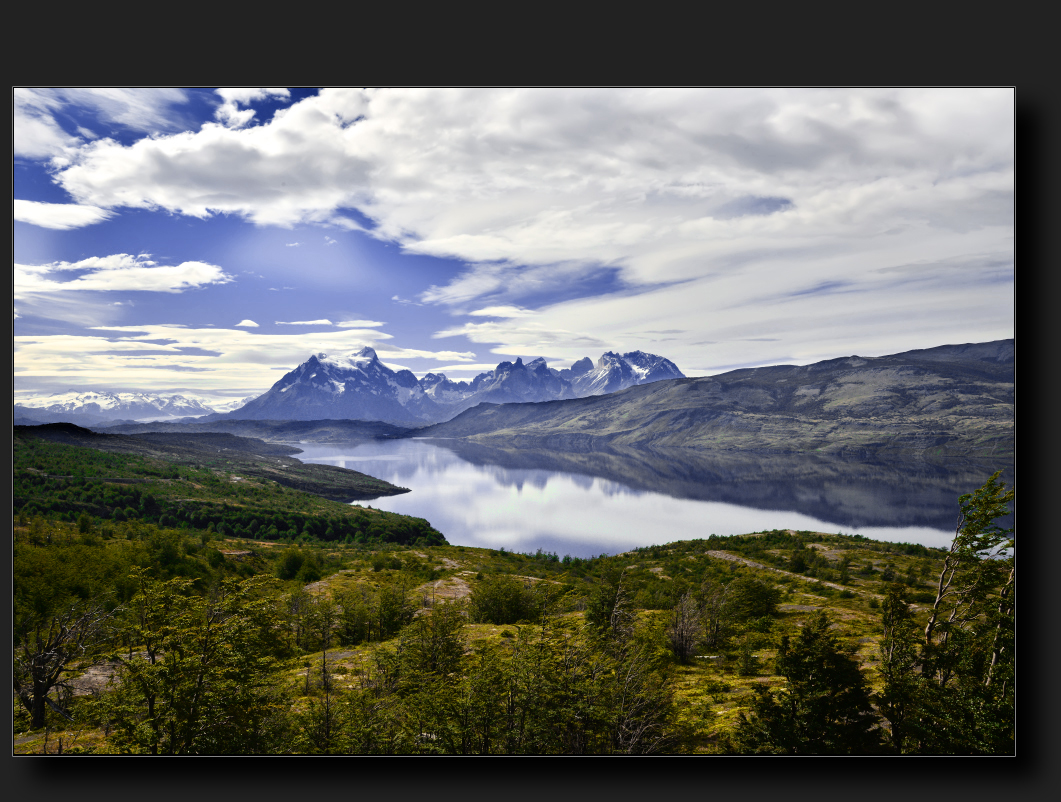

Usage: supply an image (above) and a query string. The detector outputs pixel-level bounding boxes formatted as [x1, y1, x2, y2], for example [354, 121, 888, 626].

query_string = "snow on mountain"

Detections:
[14, 349, 686, 429]
[420, 373, 475, 405]
[208, 347, 685, 425]
[205, 395, 261, 414]
[227, 347, 442, 424]
[570, 351, 685, 397]
[15, 391, 217, 424]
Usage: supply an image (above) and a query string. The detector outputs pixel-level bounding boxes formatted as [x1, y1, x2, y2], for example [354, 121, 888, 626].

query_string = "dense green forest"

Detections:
[12, 434, 1013, 754]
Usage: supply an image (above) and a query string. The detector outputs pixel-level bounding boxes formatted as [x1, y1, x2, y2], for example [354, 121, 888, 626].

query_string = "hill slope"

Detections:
[15, 423, 408, 502]
[418, 340, 1014, 458]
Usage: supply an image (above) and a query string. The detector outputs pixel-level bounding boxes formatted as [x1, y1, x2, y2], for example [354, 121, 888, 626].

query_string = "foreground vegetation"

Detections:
[12, 436, 1013, 754]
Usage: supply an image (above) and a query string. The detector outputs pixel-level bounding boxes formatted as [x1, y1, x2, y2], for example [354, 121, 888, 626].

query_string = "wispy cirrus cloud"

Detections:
[14, 87, 193, 159]
[275, 319, 334, 326]
[337, 319, 385, 328]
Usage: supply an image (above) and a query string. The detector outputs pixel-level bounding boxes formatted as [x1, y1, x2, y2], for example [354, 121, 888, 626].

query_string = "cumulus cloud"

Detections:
[46, 89, 1011, 284]
[214, 88, 291, 129]
[14, 254, 233, 300]
[26, 88, 1012, 371]
[235, 319, 259, 327]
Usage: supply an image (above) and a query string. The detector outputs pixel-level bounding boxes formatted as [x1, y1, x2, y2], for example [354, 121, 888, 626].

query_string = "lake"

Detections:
[292, 438, 1013, 558]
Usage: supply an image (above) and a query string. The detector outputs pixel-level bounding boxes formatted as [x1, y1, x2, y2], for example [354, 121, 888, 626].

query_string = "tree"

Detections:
[14, 598, 114, 730]
[334, 587, 372, 645]
[725, 576, 781, 621]
[923, 471, 1014, 683]
[585, 564, 635, 641]
[734, 612, 880, 754]
[104, 570, 287, 754]
[376, 581, 415, 640]
[697, 575, 780, 650]
[275, 547, 305, 581]
[666, 591, 702, 663]
[400, 600, 467, 682]
[896, 471, 1014, 754]
[874, 583, 921, 753]
[299, 593, 341, 752]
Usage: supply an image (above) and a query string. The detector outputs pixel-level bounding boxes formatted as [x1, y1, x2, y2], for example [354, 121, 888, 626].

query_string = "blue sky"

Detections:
[14, 88, 1014, 407]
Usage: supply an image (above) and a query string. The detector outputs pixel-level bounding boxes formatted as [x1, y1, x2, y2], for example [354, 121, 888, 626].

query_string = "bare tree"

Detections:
[14, 599, 114, 730]
[666, 591, 702, 663]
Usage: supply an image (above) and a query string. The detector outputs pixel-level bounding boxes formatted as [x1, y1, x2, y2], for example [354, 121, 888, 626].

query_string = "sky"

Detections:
[13, 87, 1014, 408]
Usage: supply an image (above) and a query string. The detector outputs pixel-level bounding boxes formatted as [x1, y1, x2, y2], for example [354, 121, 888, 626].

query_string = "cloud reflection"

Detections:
[292, 439, 982, 557]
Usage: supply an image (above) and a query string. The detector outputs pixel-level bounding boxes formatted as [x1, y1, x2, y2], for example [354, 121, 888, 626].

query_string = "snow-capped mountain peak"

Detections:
[314, 347, 380, 371]
[229, 347, 439, 424]
[15, 391, 217, 423]
[221, 347, 685, 422]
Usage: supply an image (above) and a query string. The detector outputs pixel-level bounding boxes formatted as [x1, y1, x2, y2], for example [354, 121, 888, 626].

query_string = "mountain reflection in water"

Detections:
[292, 438, 1013, 558]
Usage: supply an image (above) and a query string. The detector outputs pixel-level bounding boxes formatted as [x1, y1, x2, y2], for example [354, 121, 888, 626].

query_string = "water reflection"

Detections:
[292, 438, 1013, 558]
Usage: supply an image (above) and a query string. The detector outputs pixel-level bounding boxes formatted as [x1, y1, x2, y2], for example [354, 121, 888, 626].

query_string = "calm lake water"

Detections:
[293, 438, 1012, 558]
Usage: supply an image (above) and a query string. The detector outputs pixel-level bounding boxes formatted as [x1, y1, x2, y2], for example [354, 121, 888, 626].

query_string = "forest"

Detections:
[13, 433, 1014, 754]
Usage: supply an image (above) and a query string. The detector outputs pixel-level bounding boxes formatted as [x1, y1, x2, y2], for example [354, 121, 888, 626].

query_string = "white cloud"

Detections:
[467, 305, 535, 318]
[14, 88, 192, 159]
[14, 254, 233, 300]
[433, 244, 1014, 375]
[285, 242, 300, 247]
[13, 324, 475, 396]
[275, 319, 334, 326]
[32, 88, 1012, 368]
[337, 319, 385, 328]
[214, 88, 291, 129]
[14, 199, 114, 230]
[49, 88, 1011, 269]
[235, 319, 259, 327]
[13, 88, 78, 158]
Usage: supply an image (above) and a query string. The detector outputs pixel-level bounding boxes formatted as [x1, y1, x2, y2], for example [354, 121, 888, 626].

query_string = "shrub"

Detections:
[469, 574, 538, 624]
[276, 547, 305, 581]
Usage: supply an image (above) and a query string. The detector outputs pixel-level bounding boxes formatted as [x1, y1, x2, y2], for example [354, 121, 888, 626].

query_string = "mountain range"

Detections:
[13, 350, 682, 428]
[14, 391, 218, 427]
[215, 347, 684, 425]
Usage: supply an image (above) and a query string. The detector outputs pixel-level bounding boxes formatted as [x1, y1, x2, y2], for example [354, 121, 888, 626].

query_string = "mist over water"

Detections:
[293, 439, 1012, 558]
